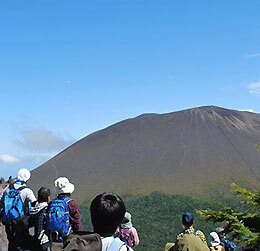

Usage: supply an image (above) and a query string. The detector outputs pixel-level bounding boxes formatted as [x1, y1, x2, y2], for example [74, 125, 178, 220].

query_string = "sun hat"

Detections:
[17, 168, 31, 182]
[209, 232, 221, 246]
[121, 212, 133, 228]
[55, 177, 75, 194]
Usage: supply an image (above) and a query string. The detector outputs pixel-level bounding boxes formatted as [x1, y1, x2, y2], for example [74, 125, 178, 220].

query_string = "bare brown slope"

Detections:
[30, 106, 260, 202]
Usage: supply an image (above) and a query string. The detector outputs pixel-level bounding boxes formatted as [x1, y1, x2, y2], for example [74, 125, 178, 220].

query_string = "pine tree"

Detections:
[197, 145, 260, 248]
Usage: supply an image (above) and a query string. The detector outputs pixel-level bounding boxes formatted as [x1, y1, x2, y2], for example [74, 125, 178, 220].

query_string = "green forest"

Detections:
[80, 191, 242, 251]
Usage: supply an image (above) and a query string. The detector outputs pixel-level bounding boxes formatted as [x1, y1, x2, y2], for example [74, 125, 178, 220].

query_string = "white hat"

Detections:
[17, 168, 31, 182]
[209, 232, 221, 247]
[121, 212, 133, 229]
[55, 177, 74, 194]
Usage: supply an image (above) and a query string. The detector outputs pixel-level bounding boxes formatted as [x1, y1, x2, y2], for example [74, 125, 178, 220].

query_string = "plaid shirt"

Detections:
[58, 194, 83, 232]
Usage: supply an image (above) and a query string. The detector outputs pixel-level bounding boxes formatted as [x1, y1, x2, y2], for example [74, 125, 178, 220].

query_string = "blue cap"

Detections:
[182, 213, 194, 227]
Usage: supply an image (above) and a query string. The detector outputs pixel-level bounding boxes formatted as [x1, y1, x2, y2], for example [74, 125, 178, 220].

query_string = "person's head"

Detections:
[54, 177, 74, 195]
[215, 227, 225, 237]
[121, 212, 133, 229]
[209, 232, 221, 247]
[182, 212, 194, 229]
[90, 192, 126, 235]
[17, 168, 31, 183]
[38, 187, 51, 203]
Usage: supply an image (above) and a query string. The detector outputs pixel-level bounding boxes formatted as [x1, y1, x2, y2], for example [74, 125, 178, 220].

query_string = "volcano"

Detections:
[30, 106, 260, 202]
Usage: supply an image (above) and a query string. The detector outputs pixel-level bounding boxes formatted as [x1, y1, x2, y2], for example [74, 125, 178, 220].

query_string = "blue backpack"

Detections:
[221, 237, 236, 251]
[47, 197, 71, 235]
[2, 185, 26, 224]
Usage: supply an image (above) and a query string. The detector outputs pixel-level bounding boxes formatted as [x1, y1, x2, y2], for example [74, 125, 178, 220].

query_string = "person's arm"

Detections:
[68, 200, 82, 232]
[131, 227, 139, 246]
[26, 188, 37, 203]
[36, 210, 50, 250]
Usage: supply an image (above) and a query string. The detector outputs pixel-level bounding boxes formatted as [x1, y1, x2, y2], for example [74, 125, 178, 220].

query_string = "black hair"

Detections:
[38, 187, 51, 203]
[122, 217, 129, 224]
[90, 192, 126, 236]
[182, 212, 194, 228]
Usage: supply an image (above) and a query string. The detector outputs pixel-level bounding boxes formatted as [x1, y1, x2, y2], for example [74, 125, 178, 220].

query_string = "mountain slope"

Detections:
[30, 106, 260, 202]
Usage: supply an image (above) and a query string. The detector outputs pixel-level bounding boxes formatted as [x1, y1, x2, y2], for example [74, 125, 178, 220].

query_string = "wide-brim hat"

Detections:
[55, 177, 75, 194]
[17, 168, 31, 182]
[209, 232, 221, 247]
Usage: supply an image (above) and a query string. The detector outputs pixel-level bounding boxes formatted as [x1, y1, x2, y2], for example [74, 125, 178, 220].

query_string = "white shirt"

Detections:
[101, 236, 134, 251]
[14, 183, 36, 203]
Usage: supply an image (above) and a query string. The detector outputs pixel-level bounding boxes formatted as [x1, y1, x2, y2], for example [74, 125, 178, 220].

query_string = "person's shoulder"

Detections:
[102, 237, 133, 251]
[21, 187, 36, 201]
[101, 236, 114, 250]
[120, 244, 133, 251]
[67, 199, 80, 209]
[21, 187, 34, 195]
[195, 229, 207, 243]
[67, 198, 78, 205]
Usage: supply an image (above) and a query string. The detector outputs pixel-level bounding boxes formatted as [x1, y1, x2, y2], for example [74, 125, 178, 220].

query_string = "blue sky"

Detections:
[0, 0, 260, 179]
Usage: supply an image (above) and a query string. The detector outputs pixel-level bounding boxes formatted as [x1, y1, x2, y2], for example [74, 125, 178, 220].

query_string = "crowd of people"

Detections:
[0, 168, 248, 251]
[165, 213, 237, 251]
[0, 169, 140, 251]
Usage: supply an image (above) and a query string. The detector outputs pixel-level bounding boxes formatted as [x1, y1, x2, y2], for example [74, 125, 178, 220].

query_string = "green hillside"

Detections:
[80, 192, 242, 251]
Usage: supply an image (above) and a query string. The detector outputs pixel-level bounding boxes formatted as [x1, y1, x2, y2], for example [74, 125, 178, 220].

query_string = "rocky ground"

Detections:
[0, 181, 8, 251]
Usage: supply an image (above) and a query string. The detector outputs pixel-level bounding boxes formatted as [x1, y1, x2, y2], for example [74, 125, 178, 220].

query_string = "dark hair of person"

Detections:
[38, 187, 51, 203]
[90, 192, 126, 236]
[122, 217, 129, 224]
[182, 212, 194, 228]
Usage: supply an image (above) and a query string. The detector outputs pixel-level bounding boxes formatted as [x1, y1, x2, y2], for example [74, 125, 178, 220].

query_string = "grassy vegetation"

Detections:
[80, 192, 242, 251]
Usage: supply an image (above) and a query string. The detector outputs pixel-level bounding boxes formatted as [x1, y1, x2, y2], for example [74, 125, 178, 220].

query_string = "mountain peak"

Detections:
[31, 106, 260, 202]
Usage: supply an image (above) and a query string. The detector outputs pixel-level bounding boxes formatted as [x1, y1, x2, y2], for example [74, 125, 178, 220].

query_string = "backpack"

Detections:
[47, 197, 71, 235]
[62, 231, 102, 251]
[221, 237, 236, 251]
[107, 237, 129, 251]
[2, 184, 26, 224]
[119, 228, 133, 247]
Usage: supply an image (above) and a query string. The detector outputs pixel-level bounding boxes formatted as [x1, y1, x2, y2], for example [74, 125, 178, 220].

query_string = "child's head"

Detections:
[38, 187, 51, 203]
[90, 192, 126, 235]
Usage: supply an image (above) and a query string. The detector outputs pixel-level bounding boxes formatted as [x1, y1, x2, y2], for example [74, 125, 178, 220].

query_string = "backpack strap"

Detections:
[17, 186, 27, 191]
[63, 197, 72, 204]
[9, 182, 27, 191]
[107, 237, 127, 251]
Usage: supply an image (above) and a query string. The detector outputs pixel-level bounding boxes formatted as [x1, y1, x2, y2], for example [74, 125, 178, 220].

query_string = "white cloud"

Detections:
[239, 109, 257, 113]
[245, 53, 260, 59]
[248, 80, 260, 95]
[15, 128, 75, 152]
[0, 154, 20, 164]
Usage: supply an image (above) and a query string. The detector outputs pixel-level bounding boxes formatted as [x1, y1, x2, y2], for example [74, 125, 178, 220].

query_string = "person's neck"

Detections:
[100, 232, 115, 238]
[58, 193, 70, 198]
